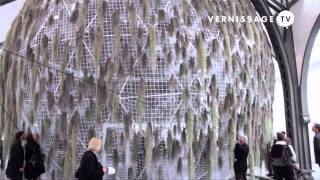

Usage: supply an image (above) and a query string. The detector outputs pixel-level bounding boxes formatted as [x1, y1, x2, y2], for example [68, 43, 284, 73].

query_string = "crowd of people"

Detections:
[5, 131, 45, 180]
[233, 132, 299, 180]
[1, 131, 114, 180]
[233, 123, 320, 180]
[1, 123, 320, 180]
[269, 132, 299, 180]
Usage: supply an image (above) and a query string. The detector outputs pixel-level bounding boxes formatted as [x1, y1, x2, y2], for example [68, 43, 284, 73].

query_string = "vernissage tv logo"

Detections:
[208, 10, 295, 28]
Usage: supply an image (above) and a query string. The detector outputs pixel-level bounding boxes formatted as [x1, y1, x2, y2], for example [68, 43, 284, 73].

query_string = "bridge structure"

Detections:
[0, 0, 15, 6]
[251, 0, 320, 178]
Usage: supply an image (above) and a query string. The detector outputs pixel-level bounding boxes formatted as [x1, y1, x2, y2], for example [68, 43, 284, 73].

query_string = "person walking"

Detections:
[75, 137, 109, 180]
[5, 131, 25, 180]
[234, 135, 249, 180]
[312, 123, 320, 167]
[24, 133, 46, 180]
[271, 132, 296, 180]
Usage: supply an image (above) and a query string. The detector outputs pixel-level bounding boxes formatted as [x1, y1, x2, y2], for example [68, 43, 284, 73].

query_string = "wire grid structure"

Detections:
[0, 0, 276, 179]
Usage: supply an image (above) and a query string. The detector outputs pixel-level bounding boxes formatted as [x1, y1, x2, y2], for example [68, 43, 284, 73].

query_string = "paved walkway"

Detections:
[0, 165, 318, 179]
[0, 170, 6, 180]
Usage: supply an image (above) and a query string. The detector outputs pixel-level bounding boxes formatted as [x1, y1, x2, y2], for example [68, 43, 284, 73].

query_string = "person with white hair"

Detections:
[75, 137, 115, 180]
[234, 134, 249, 180]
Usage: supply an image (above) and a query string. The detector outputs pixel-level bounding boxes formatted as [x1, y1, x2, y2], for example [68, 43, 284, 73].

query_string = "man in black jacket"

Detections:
[234, 135, 249, 180]
[312, 123, 320, 167]
[0, 139, 3, 170]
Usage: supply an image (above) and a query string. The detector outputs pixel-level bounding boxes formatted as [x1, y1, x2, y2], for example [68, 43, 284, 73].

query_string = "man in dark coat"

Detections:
[0, 139, 3, 170]
[312, 123, 320, 167]
[234, 135, 249, 180]
[24, 133, 45, 180]
[5, 131, 25, 180]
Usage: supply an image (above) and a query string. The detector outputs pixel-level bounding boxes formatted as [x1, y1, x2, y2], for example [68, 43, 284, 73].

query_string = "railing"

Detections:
[0, 0, 15, 6]
[266, 0, 299, 12]
[247, 174, 273, 180]
[285, 0, 299, 8]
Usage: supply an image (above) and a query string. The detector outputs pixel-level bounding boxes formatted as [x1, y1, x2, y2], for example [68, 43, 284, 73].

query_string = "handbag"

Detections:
[281, 145, 293, 166]
[75, 166, 81, 178]
[28, 154, 40, 167]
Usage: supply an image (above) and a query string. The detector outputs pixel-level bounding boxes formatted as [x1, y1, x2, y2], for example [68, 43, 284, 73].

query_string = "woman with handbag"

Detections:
[24, 133, 45, 180]
[5, 131, 25, 180]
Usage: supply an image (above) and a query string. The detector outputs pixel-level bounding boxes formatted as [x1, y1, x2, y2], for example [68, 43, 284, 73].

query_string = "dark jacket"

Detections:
[234, 143, 249, 171]
[0, 139, 3, 170]
[314, 134, 320, 164]
[75, 151, 104, 180]
[24, 141, 46, 179]
[270, 140, 293, 166]
[5, 140, 24, 180]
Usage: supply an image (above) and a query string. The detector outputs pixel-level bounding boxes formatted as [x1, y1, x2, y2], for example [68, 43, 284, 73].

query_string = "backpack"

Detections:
[281, 145, 293, 165]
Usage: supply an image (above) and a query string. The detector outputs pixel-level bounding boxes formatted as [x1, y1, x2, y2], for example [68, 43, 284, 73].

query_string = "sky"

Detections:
[272, 60, 286, 134]
[271, 28, 320, 134]
[0, 0, 25, 42]
[307, 30, 320, 177]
